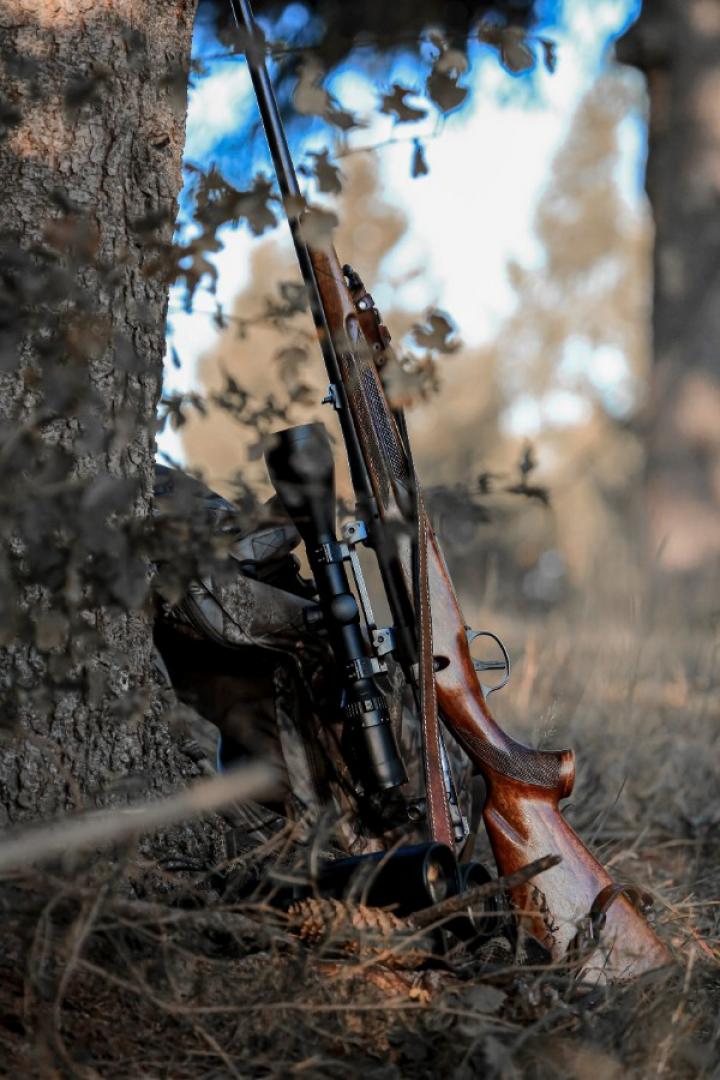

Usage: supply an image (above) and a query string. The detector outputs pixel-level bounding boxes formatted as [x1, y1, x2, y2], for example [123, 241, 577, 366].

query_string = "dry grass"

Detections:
[0, 593, 717, 1078]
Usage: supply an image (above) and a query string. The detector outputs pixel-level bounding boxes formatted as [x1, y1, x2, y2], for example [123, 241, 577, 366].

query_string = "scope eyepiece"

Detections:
[446, 861, 504, 945]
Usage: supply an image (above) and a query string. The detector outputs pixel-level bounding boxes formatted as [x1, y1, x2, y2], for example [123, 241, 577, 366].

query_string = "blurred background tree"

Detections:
[619, 1, 720, 575]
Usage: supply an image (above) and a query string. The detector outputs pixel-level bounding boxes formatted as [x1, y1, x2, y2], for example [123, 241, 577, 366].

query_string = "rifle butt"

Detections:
[481, 776, 671, 979]
[438, 684, 671, 979]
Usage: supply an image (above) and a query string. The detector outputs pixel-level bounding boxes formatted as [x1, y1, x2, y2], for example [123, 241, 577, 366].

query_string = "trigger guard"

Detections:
[465, 628, 510, 696]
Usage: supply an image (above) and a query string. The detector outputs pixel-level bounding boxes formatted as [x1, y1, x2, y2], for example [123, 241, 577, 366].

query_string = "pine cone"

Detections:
[287, 897, 404, 942]
[286, 897, 429, 969]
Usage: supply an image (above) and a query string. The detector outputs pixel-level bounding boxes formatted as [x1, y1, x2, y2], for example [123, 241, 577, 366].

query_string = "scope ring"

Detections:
[465, 628, 510, 696]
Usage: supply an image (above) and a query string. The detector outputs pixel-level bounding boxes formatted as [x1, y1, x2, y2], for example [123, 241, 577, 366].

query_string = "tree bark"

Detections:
[0, 1, 205, 832]
[618, 1, 720, 573]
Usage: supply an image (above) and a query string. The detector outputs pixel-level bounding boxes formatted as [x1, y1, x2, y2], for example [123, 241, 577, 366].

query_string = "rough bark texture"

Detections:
[618, 1, 720, 572]
[0, 1, 206, 831]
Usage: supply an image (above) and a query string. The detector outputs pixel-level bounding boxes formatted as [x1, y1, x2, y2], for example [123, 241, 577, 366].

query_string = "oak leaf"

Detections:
[293, 59, 330, 117]
[298, 204, 338, 249]
[380, 83, 427, 124]
[426, 69, 467, 113]
[412, 311, 460, 354]
[307, 149, 342, 195]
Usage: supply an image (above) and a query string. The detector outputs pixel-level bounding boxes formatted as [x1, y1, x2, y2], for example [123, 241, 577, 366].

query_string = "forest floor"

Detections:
[0, 595, 717, 1078]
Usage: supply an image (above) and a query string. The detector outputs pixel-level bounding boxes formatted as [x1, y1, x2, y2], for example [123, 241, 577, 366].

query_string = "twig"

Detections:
[411, 853, 561, 930]
[655, 945, 697, 1076]
[98, 895, 296, 948]
[333, 130, 443, 160]
[0, 762, 281, 873]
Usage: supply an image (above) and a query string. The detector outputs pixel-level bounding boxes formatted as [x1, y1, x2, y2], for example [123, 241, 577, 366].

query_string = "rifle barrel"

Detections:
[228, 0, 301, 202]
[229, 0, 372, 500]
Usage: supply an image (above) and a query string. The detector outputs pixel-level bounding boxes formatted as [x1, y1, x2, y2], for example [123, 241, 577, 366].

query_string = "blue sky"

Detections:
[160, 0, 643, 463]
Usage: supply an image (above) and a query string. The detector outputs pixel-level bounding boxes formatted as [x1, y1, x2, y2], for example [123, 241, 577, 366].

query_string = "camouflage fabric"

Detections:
[153, 465, 474, 855]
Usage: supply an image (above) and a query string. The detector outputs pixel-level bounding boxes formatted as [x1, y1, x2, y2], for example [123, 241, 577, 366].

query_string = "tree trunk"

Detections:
[0, 1, 206, 834]
[618, 1, 720, 574]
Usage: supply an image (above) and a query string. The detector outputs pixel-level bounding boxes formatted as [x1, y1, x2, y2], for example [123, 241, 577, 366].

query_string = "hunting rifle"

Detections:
[229, 0, 670, 980]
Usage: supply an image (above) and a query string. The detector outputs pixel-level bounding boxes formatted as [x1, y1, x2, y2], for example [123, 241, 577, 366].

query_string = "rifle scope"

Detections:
[313, 842, 460, 916]
[447, 860, 503, 944]
[265, 423, 406, 793]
